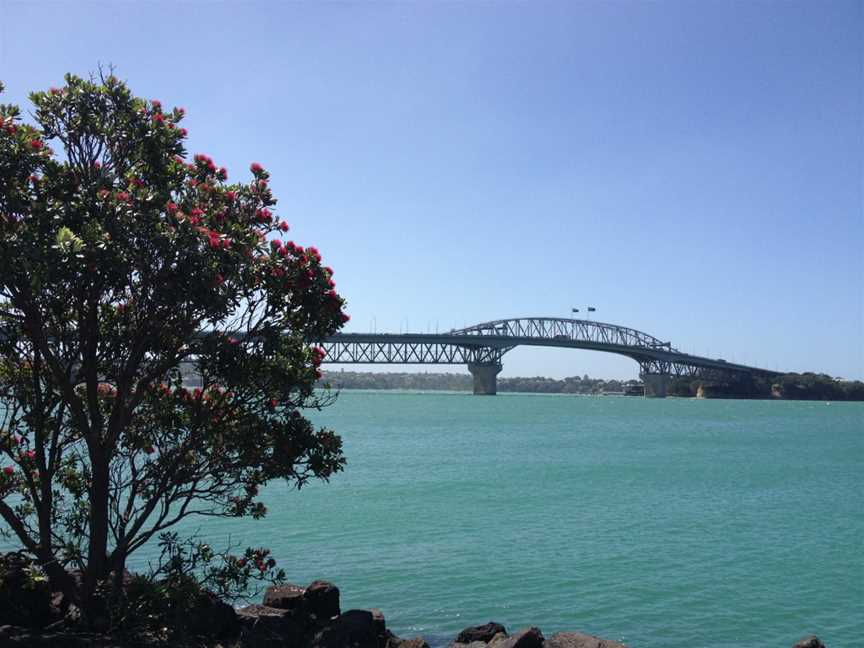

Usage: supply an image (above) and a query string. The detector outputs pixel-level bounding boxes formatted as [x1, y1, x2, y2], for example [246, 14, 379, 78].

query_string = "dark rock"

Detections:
[396, 639, 432, 648]
[456, 621, 508, 644]
[490, 627, 544, 648]
[304, 579, 341, 620]
[2, 632, 111, 647]
[237, 604, 306, 648]
[263, 583, 306, 611]
[793, 637, 827, 648]
[0, 552, 53, 628]
[186, 589, 239, 638]
[0, 625, 25, 640]
[309, 609, 379, 648]
[370, 608, 387, 637]
[546, 631, 628, 648]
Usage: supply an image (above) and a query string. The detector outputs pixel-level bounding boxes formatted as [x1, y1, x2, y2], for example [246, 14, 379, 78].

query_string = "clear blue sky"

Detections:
[2, 1, 861, 379]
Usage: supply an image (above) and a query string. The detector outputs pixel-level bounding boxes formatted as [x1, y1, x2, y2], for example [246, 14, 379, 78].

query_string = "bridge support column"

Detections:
[468, 362, 502, 395]
[641, 373, 670, 398]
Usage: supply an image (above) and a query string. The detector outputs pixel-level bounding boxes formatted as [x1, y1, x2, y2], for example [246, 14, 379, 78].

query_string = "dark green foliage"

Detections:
[0, 72, 348, 614]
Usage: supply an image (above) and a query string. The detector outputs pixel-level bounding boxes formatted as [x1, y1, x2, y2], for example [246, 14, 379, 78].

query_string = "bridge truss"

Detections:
[321, 316, 779, 387]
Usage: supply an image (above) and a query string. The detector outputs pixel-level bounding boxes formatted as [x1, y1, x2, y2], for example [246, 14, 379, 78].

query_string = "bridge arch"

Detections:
[321, 316, 779, 396]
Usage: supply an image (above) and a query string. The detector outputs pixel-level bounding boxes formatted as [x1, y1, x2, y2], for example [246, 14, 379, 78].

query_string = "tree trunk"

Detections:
[83, 450, 110, 614]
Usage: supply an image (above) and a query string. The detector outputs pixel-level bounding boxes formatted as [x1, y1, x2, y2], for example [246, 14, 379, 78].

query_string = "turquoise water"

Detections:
[154, 392, 863, 647]
[9, 392, 863, 646]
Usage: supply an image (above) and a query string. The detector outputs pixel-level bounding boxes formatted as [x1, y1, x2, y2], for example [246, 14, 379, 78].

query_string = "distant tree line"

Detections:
[319, 371, 636, 395]
[321, 371, 864, 401]
[668, 372, 864, 401]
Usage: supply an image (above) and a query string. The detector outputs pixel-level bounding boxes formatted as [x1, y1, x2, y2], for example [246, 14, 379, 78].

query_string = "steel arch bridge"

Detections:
[321, 317, 780, 396]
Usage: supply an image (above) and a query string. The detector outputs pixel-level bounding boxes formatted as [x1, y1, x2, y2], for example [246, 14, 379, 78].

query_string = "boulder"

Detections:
[396, 639, 431, 648]
[370, 608, 387, 639]
[185, 589, 239, 638]
[456, 621, 508, 644]
[237, 604, 306, 648]
[793, 637, 827, 648]
[489, 627, 544, 648]
[546, 631, 628, 648]
[0, 631, 115, 647]
[308, 609, 379, 648]
[305, 580, 341, 620]
[263, 583, 306, 612]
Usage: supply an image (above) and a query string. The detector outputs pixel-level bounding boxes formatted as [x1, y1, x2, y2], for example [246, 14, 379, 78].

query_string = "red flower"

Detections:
[190, 207, 204, 217]
[225, 191, 236, 202]
[177, 107, 186, 116]
[166, 202, 178, 214]
[24, 450, 36, 460]
[117, 191, 131, 203]
[212, 273, 225, 287]
[278, 221, 289, 232]
[151, 99, 162, 110]
[270, 239, 282, 250]
[256, 209, 272, 223]
[228, 337, 240, 346]
[144, 445, 155, 454]
[340, 313, 350, 323]
[218, 167, 228, 180]
[29, 139, 43, 150]
[49, 87, 61, 95]
[179, 128, 188, 137]
[250, 162, 263, 174]
[152, 113, 164, 124]
[268, 398, 278, 410]
[2, 466, 13, 476]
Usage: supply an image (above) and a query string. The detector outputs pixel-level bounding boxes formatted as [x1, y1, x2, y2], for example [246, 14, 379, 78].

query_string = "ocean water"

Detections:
[7, 391, 862, 646]
[146, 391, 864, 648]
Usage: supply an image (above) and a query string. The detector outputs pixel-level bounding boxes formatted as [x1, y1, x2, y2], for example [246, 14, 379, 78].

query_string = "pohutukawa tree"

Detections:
[0, 74, 348, 612]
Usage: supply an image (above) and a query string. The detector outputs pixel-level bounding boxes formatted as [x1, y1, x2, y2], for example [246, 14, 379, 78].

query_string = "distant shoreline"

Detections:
[319, 370, 864, 401]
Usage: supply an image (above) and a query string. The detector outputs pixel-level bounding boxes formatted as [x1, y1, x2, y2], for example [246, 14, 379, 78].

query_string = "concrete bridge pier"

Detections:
[468, 362, 503, 395]
[641, 373, 670, 398]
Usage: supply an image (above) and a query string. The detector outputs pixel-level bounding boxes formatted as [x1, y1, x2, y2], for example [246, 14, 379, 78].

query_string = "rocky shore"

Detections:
[0, 556, 832, 648]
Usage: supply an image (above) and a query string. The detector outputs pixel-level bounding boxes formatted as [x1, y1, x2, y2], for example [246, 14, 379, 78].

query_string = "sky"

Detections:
[1, 1, 861, 380]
